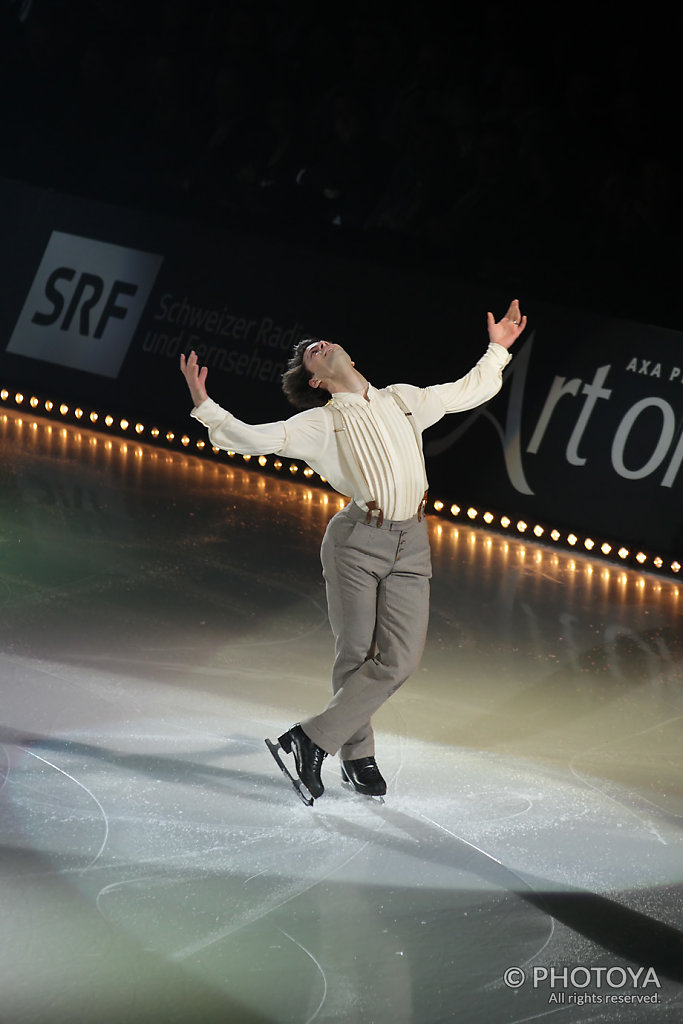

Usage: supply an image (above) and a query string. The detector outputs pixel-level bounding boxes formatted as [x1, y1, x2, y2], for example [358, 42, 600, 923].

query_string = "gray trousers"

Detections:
[301, 501, 432, 760]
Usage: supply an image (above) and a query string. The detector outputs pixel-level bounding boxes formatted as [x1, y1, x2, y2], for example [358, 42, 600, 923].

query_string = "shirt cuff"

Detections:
[487, 341, 513, 367]
[190, 397, 231, 428]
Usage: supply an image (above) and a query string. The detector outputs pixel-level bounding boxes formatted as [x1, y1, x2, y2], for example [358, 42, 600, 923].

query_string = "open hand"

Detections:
[180, 350, 209, 407]
[486, 299, 527, 350]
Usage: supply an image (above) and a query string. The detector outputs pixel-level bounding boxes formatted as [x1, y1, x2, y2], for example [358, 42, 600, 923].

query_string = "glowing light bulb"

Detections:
[618, 547, 629, 559]
[467, 507, 478, 519]
[517, 520, 527, 533]
[105, 415, 113, 426]
[30, 397, 39, 408]
[15, 393, 24, 404]
[450, 504, 460, 516]
[433, 500, 444, 511]
[584, 538, 594, 550]
[636, 552, 647, 564]
[135, 423, 144, 434]
[550, 529, 560, 541]
[501, 516, 511, 528]
[90, 412, 98, 423]
[533, 525, 544, 537]
[567, 534, 577, 546]
[258, 456, 267, 466]
[483, 512, 494, 524]
[120, 419, 129, 430]
[60, 404, 69, 415]
[601, 542, 611, 555]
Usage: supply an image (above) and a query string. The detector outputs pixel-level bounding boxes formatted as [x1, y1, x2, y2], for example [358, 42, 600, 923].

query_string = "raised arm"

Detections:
[179, 348, 283, 454]
[180, 350, 209, 408]
[390, 299, 528, 430]
[486, 298, 527, 350]
[179, 348, 331, 462]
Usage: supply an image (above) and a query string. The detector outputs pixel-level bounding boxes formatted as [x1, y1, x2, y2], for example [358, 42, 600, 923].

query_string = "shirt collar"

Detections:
[329, 383, 377, 406]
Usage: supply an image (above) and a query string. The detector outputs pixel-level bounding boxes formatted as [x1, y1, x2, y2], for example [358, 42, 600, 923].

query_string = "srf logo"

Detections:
[7, 231, 163, 378]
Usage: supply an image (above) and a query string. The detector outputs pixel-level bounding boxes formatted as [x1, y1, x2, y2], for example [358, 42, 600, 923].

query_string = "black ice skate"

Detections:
[265, 724, 327, 806]
[341, 756, 386, 803]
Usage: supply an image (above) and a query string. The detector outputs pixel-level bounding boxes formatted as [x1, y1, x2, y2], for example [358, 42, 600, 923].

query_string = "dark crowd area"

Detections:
[1, 0, 681, 329]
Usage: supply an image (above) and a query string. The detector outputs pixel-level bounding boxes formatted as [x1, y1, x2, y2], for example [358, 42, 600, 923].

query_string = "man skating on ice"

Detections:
[180, 300, 526, 802]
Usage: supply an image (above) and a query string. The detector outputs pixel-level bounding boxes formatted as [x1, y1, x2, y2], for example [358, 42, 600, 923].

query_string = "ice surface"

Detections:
[1, 410, 682, 1023]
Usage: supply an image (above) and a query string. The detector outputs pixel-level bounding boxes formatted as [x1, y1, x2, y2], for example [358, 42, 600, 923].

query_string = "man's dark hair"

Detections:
[281, 337, 332, 410]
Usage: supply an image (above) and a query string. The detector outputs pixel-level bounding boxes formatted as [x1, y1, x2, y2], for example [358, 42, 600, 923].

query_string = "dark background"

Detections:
[1, 0, 680, 333]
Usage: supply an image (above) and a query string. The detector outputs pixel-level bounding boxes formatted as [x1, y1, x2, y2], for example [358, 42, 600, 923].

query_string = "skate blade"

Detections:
[265, 738, 314, 806]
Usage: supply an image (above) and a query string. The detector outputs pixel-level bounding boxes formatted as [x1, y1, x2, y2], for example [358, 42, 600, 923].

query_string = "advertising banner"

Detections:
[1, 177, 681, 558]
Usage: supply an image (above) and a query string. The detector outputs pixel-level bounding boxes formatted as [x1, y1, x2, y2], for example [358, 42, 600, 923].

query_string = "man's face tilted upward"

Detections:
[303, 340, 354, 391]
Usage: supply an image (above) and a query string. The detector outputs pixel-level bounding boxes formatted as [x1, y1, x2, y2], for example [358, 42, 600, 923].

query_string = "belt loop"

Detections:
[417, 489, 428, 522]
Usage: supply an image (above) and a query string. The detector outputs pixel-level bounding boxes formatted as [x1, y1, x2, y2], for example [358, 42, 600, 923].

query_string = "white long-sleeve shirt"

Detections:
[191, 341, 511, 520]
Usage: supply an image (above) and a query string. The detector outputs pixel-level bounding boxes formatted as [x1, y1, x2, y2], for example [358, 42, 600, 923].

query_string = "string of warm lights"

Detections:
[431, 500, 680, 576]
[2, 384, 680, 577]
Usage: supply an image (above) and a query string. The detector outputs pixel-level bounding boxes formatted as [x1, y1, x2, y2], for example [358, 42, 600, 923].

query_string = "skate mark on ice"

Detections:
[0, 743, 10, 794]
[243, 868, 268, 885]
[278, 928, 328, 1023]
[94, 843, 235, 919]
[415, 811, 556, 974]
[20, 747, 110, 869]
[506, 1007, 570, 1023]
